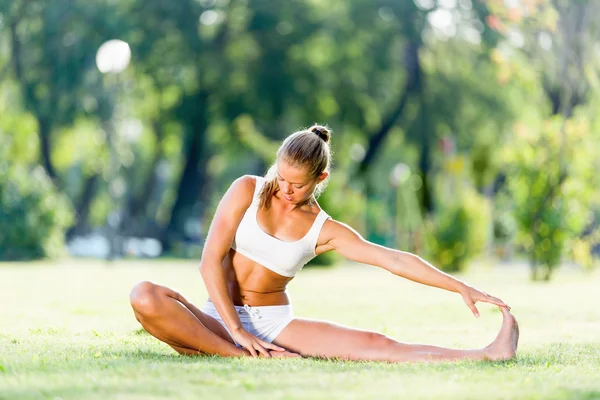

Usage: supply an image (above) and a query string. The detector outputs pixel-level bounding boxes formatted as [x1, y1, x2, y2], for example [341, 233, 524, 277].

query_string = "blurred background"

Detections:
[1, 0, 599, 281]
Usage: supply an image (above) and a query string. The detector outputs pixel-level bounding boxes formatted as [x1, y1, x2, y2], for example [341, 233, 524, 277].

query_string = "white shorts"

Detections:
[202, 300, 294, 347]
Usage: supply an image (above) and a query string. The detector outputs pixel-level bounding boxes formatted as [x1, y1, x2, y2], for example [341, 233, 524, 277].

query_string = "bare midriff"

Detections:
[221, 248, 293, 307]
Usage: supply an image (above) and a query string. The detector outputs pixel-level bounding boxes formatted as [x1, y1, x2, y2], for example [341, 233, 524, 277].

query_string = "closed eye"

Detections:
[276, 173, 305, 188]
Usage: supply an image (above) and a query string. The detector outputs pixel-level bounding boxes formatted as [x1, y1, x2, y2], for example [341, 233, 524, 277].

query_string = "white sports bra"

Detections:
[231, 176, 330, 277]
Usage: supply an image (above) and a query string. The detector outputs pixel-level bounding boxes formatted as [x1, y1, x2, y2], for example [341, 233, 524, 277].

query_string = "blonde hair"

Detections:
[258, 124, 332, 209]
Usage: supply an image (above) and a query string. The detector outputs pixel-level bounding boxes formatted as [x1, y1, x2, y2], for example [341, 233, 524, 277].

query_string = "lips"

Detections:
[284, 195, 293, 201]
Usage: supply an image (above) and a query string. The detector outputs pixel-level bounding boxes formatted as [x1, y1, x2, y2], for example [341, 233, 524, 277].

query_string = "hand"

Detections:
[459, 284, 510, 318]
[231, 328, 286, 358]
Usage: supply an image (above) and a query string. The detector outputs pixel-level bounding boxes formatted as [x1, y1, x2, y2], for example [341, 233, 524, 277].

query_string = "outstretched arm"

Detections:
[321, 220, 509, 317]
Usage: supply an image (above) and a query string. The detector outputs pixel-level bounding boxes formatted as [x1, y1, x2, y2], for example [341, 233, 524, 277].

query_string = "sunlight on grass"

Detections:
[1, 260, 599, 399]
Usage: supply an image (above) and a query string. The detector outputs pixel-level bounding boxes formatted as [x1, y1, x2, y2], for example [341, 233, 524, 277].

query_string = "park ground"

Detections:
[1, 259, 599, 399]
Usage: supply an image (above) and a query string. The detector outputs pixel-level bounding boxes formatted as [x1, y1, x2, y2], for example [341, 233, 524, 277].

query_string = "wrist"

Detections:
[231, 326, 244, 334]
[455, 281, 469, 294]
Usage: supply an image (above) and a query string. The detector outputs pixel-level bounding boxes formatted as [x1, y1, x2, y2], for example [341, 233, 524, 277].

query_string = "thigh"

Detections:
[272, 318, 393, 361]
[160, 284, 236, 345]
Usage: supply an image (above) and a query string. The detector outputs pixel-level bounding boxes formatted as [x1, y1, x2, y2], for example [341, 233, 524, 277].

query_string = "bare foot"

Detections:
[484, 307, 519, 361]
[268, 350, 302, 359]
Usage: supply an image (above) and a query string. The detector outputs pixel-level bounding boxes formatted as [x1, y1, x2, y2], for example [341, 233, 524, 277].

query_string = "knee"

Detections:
[343, 331, 392, 361]
[130, 281, 161, 317]
[363, 331, 391, 348]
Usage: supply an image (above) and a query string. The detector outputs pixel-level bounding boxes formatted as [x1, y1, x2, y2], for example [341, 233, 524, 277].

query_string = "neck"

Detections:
[275, 189, 314, 211]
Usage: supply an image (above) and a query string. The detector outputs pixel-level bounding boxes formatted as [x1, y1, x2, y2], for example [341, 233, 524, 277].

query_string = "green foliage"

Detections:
[0, 88, 76, 260]
[2, 0, 599, 277]
[426, 189, 490, 273]
[493, 211, 517, 244]
[0, 164, 73, 261]
[504, 115, 600, 280]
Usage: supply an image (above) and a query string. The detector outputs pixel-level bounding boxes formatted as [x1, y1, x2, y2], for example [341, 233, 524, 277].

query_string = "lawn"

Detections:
[1, 259, 599, 399]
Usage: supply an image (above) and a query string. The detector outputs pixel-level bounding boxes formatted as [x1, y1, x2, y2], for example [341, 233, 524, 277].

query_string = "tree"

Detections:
[493, 0, 600, 279]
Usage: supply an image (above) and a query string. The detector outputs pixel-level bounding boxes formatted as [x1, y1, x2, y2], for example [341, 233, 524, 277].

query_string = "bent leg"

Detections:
[129, 281, 245, 357]
[273, 307, 518, 363]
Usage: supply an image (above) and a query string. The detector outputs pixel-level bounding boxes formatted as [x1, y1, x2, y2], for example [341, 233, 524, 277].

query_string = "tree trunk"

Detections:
[121, 122, 165, 237]
[418, 139, 433, 214]
[11, 14, 59, 185]
[66, 173, 100, 239]
[163, 92, 210, 250]
[530, 255, 538, 281]
[543, 266, 552, 281]
[37, 117, 58, 181]
[356, 40, 422, 177]
[416, 67, 433, 215]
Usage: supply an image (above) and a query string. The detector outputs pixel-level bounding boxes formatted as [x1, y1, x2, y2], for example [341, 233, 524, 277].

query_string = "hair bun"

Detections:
[311, 125, 331, 144]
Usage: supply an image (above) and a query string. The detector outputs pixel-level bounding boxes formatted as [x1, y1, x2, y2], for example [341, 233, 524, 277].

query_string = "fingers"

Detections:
[465, 288, 512, 316]
[245, 343, 269, 358]
[255, 339, 286, 357]
[484, 296, 506, 307]
[262, 341, 286, 352]
[235, 331, 273, 358]
[242, 339, 265, 358]
[246, 345, 258, 358]
[245, 340, 286, 358]
[255, 343, 271, 358]
[481, 293, 511, 310]
[493, 298, 511, 311]
[466, 300, 480, 318]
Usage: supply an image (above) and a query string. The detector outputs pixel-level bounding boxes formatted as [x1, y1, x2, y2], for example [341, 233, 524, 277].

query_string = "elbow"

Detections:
[199, 260, 211, 279]
[199, 257, 221, 278]
[402, 252, 419, 264]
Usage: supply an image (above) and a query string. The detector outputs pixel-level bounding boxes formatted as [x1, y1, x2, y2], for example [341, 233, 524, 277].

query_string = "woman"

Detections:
[130, 124, 519, 362]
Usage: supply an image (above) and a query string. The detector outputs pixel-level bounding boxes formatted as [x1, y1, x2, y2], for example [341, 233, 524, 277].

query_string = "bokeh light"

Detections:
[95, 40, 131, 74]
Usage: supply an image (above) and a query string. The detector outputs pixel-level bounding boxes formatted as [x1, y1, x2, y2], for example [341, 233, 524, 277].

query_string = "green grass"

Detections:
[1, 259, 599, 399]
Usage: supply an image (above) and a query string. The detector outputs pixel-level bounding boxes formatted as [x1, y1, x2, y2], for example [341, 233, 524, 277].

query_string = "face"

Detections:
[276, 160, 327, 204]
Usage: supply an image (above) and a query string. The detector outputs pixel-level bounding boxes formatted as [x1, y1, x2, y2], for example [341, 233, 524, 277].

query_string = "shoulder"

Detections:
[233, 174, 269, 193]
[223, 175, 259, 208]
[232, 174, 258, 192]
[318, 218, 393, 266]
[320, 218, 363, 244]
[315, 217, 368, 256]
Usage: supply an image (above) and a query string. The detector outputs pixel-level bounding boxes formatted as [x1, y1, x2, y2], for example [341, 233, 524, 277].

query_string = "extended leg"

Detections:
[273, 307, 519, 363]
